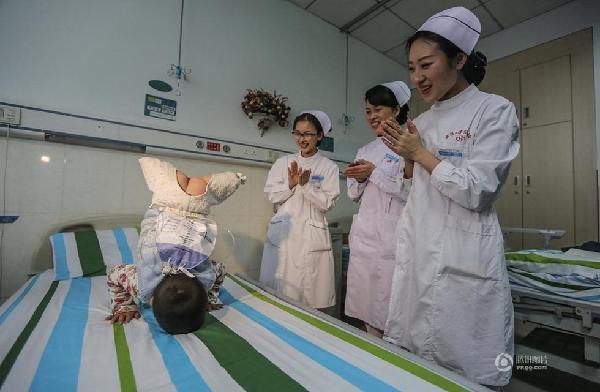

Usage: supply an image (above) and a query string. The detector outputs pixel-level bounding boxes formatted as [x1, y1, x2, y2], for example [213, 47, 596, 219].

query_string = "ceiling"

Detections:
[287, 0, 575, 66]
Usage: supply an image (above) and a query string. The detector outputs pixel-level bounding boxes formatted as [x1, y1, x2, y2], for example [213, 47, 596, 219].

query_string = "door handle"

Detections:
[513, 175, 520, 186]
[526, 175, 531, 186]
[524, 107, 529, 118]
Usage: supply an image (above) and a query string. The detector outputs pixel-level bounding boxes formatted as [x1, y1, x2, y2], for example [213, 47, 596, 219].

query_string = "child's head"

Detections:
[152, 274, 208, 334]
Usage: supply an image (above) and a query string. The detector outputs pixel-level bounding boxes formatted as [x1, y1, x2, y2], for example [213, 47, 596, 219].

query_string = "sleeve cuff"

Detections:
[355, 178, 368, 190]
[369, 166, 386, 186]
[402, 177, 412, 189]
[298, 182, 316, 197]
[370, 166, 405, 191]
[430, 159, 454, 189]
[285, 186, 296, 196]
[268, 186, 294, 201]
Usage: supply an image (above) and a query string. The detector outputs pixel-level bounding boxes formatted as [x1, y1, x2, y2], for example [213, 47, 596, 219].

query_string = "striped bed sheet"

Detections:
[0, 271, 483, 392]
[506, 249, 600, 303]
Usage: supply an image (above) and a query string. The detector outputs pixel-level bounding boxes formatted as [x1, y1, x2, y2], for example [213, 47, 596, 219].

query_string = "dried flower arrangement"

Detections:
[241, 89, 291, 136]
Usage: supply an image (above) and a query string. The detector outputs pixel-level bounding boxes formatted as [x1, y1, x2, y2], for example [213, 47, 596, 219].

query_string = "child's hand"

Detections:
[207, 303, 224, 311]
[105, 310, 141, 324]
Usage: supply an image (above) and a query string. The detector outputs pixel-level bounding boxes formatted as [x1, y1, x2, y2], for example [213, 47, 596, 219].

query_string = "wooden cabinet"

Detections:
[520, 56, 572, 129]
[483, 54, 580, 249]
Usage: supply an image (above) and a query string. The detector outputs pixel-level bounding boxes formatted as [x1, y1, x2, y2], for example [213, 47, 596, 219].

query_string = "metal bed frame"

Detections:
[503, 227, 600, 383]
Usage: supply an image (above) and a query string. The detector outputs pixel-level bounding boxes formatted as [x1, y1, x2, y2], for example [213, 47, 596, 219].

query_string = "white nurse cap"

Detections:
[380, 81, 411, 106]
[418, 6, 481, 54]
[299, 110, 332, 135]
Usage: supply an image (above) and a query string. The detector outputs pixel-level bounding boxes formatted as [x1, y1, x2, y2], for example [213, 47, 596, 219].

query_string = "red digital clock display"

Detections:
[207, 142, 221, 152]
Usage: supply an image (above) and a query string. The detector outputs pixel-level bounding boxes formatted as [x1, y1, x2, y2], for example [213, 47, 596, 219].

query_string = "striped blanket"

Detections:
[0, 272, 479, 391]
[506, 249, 600, 302]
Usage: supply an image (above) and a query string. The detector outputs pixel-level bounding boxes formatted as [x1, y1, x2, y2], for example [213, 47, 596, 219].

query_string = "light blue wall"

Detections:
[0, 0, 409, 301]
[0, 0, 407, 161]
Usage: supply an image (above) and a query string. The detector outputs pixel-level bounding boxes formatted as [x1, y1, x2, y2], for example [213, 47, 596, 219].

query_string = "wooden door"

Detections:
[520, 55, 574, 248]
[522, 121, 575, 249]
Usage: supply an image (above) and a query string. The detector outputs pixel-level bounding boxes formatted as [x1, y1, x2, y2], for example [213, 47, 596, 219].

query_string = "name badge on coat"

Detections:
[310, 175, 324, 185]
[438, 149, 464, 157]
[384, 152, 400, 163]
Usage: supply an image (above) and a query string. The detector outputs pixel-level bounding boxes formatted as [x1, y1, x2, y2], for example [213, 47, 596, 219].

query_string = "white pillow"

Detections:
[49, 228, 139, 281]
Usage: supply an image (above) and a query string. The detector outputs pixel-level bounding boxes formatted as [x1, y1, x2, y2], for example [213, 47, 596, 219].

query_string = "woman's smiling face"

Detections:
[365, 102, 398, 137]
[293, 120, 321, 157]
[408, 38, 465, 103]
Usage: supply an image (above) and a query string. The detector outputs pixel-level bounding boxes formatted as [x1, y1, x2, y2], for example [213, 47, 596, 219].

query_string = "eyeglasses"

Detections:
[292, 131, 318, 139]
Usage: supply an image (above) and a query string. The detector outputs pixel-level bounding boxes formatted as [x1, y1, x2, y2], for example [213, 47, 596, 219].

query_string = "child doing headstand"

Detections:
[105, 157, 246, 334]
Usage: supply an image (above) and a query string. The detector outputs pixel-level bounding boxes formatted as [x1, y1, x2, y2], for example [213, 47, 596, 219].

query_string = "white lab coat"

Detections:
[259, 152, 340, 308]
[384, 85, 519, 386]
[345, 138, 409, 330]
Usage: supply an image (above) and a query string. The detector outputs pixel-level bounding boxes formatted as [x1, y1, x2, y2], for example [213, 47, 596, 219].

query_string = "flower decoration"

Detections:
[241, 89, 291, 136]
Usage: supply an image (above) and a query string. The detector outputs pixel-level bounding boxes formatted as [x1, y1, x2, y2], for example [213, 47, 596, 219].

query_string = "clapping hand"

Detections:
[288, 161, 300, 189]
[343, 159, 375, 183]
[381, 118, 423, 160]
[299, 168, 311, 186]
[289, 160, 311, 187]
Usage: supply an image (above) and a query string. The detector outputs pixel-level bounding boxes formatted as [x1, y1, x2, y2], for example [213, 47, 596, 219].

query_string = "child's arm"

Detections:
[105, 264, 141, 324]
[207, 261, 226, 311]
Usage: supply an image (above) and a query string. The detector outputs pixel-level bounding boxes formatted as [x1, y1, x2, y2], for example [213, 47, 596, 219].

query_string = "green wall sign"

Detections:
[148, 80, 173, 92]
[320, 136, 334, 152]
[144, 94, 177, 121]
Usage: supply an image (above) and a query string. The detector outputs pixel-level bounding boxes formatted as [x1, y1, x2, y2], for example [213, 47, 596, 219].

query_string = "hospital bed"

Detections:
[0, 216, 487, 392]
[503, 228, 600, 383]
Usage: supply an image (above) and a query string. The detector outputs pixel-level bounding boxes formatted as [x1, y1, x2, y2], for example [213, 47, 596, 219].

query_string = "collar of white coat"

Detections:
[296, 151, 320, 162]
[431, 84, 478, 112]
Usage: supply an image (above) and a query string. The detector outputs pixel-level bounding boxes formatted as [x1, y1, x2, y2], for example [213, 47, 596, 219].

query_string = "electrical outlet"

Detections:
[0, 106, 21, 125]
[240, 146, 258, 158]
